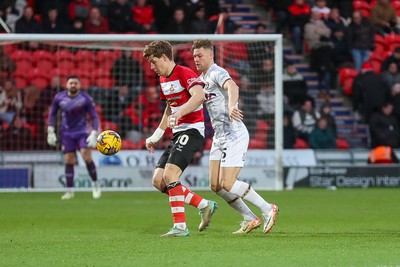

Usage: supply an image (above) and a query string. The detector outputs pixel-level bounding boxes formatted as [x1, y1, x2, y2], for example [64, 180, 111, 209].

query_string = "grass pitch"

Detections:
[1, 189, 400, 267]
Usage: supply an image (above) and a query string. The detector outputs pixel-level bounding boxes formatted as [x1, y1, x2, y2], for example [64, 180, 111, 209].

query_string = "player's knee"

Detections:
[210, 182, 219, 193]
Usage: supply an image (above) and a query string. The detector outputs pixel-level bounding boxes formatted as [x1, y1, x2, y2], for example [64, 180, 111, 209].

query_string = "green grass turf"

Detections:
[1, 189, 400, 267]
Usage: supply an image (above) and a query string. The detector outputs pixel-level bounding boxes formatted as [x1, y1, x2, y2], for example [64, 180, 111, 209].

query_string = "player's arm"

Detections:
[145, 104, 171, 153]
[47, 97, 60, 147]
[168, 84, 205, 127]
[223, 79, 243, 121]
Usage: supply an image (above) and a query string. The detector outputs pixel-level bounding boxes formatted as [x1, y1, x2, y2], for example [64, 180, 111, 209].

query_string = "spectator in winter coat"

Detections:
[309, 117, 337, 149]
[369, 102, 400, 148]
[382, 62, 400, 88]
[292, 97, 321, 141]
[348, 11, 375, 71]
[381, 46, 400, 72]
[85, 7, 109, 34]
[15, 6, 42, 33]
[288, 0, 311, 54]
[352, 62, 391, 123]
[371, 0, 398, 35]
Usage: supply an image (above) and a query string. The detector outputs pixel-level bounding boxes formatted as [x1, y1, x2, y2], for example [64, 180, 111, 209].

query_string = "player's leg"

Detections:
[81, 148, 101, 199]
[161, 129, 217, 236]
[60, 133, 77, 200]
[221, 131, 279, 234]
[79, 134, 101, 199]
[62, 152, 77, 200]
[153, 145, 208, 206]
[209, 159, 259, 234]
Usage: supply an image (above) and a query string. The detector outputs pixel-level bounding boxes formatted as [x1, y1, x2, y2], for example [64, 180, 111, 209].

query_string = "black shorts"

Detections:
[156, 128, 205, 171]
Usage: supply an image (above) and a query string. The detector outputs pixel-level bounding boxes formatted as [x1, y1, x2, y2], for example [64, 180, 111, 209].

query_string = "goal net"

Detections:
[0, 34, 283, 191]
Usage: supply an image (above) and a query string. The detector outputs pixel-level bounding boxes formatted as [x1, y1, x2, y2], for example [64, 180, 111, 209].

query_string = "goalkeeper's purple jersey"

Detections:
[48, 90, 99, 134]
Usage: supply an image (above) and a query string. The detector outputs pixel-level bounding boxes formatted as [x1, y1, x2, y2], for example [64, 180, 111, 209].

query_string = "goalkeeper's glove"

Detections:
[146, 128, 165, 146]
[86, 130, 98, 148]
[47, 126, 57, 147]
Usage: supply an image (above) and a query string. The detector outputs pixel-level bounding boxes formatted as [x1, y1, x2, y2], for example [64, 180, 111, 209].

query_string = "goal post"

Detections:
[0, 33, 283, 191]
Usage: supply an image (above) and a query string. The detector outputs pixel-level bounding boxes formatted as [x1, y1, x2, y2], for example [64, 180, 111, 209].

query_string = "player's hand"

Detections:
[145, 138, 155, 153]
[145, 128, 165, 153]
[168, 112, 181, 129]
[228, 105, 243, 121]
[47, 126, 57, 147]
[86, 130, 98, 148]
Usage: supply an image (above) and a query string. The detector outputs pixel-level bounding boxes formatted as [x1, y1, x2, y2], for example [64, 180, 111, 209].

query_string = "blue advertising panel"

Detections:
[0, 168, 30, 188]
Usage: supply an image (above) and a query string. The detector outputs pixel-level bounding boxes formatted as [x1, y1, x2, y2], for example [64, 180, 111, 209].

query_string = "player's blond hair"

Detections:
[191, 39, 213, 51]
[143, 40, 173, 60]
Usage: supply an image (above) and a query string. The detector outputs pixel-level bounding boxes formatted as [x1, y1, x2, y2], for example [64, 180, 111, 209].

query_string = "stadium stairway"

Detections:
[221, 0, 369, 148]
[284, 47, 370, 148]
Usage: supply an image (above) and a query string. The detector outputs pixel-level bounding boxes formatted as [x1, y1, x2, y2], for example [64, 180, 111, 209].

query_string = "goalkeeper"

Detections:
[47, 75, 101, 200]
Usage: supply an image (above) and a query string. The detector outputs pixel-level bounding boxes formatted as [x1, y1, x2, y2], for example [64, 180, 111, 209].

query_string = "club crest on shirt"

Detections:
[168, 84, 175, 92]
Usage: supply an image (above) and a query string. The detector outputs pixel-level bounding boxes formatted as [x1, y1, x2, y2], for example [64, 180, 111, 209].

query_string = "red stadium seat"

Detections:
[14, 77, 28, 89]
[33, 50, 54, 72]
[374, 34, 386, 54]
[36, 60, 54, 72]
[353, 0, 371, 17]
[54, 50, 73, 63]
[223, 42, 249, 61]
[368, 52, 384, 73]
[30, 77, 49, 90]
[96, 78, 114, 89]
[93, 68, 111, 80]
[2, 43, 17, 56]
[339, 68, 358, 87]
[96, 50, 119, 65]
[294, 138, 309, 149]
[74, 68, 92, 80]
[391, 0, 400, 15]
[32, 50, 53, 62]
[102, 120, 119, 131]
[79, 77, 92, 89]
[74, 50, 96, 70]
[385, 33, 400, 52]
[15, 61, 33, 72]
[28, 68, 49, 80]
[336, 138, 350, 150]
[13, 68, 29, 79]
[249, 120, 268, 149]
[10, 50, 31, 62]
[58, 60, 75, 71]
[49, 68, 70, 81]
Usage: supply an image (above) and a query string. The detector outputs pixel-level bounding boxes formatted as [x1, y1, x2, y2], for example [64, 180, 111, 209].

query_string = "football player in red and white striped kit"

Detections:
[143, 40, 217, 237]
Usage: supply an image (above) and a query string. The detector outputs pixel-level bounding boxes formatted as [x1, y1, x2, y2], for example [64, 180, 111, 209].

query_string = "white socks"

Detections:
[217, 189, 257, 221]
[229, 180, 272, 214]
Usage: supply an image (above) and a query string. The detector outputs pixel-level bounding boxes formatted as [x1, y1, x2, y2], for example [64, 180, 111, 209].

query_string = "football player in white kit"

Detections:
[191, 39, 279, 234]
[143, 40, 217, 237]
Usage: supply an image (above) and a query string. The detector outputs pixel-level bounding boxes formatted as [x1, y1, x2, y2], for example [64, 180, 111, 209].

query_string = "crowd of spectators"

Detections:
[1, 0, 227, 35]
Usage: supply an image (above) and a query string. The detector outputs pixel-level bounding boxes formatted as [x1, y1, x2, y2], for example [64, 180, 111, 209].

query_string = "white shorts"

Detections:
[209, 128, 249, 167]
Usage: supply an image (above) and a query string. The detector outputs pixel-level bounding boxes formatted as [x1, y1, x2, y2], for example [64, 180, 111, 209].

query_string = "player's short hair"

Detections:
[66, 75, 80, 81]
[143, 40, 173, 60]
[191, 39, 213, 51]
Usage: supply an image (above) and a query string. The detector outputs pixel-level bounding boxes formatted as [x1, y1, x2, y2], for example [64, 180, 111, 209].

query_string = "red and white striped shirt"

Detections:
[159, 65, 205, 136]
